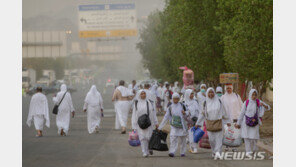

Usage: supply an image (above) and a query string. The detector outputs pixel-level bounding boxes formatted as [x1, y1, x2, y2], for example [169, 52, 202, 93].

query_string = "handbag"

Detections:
[136, 100, 151, 129]
[52, 92, 67, 115]
[168, 103, 184, 128]
[203, 100, 223, 132]
[245, 99, 260, 127]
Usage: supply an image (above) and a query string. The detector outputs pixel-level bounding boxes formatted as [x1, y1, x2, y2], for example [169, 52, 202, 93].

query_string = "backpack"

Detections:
[135, 100, 151, 129]
[244, 99, 260, 127]
[168, 102, 186, 128]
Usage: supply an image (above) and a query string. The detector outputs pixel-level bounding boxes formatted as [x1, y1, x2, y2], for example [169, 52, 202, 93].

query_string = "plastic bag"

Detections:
[199, 123, 211, 149]
[128, 130, 140, 147]
[191, 127, 205, 143]
[148, 130, 169, 151]
[223, 123, 242, 147]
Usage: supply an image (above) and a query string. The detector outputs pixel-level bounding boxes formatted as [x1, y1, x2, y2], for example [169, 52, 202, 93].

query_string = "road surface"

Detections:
[22, 88, 272, 167]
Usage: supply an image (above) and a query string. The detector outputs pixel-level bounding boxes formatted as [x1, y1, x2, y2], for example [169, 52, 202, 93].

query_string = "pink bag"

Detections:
[128, 130, 140, 147]
[179, 66, 194, 89]
[129, 130, 139, 140]
[199, 123, 211, 149]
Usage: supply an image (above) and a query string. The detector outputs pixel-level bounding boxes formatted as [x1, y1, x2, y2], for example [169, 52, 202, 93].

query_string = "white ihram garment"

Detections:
[27, 92, 50, 130]
[53, 84, 75, 135]
[83, 85, 104, 134]
[184, 89, 200, 149]
[221, 91, 243, 121]
[196, 88, 230, 154]
[132, 90, 158, 155]
[114, 86, 133, 128]
[159, 93, 188, 155]
[237, 89, 264, 153]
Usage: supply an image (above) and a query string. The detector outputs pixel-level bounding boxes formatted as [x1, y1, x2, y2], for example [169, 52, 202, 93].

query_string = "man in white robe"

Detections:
[132, 90, 158, 157]
[53, 84, 75, 136]
[83, 85, 104, 134]
[27, 87, 50, 137]
[220, 83, 243, 151]
[112, 80, 134, 134]
[158, 93, 189, 157]
[196, 88, 231, 157]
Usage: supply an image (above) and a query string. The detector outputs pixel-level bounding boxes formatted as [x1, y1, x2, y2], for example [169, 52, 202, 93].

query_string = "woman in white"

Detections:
[132, 90, 159, 157]
[196, 88, 230, 157]
[184, 89, 200, 153]
[27, 87, 50, 137]
[158, 93, 189, 157]
[172, 81, 181, 94]
[83, 85, 104, 134]
[196, 84, 207, 107]
[53, 84, 75, 136]
[235, 89, 266, 155]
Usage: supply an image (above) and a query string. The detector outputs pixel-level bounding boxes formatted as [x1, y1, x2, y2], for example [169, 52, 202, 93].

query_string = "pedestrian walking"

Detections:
[158, 93, 189, 157]
[196, 88, 231, 158]
[235, 89, 267, 156]
[26, 87, 50, 137]
[131, 90, 159, 157]
[221, 83, 243, 151]
[83, 85, 104, 134]
[184, 89, 200, 154]
[216, 86, 223, 98]
[112, 80, 134, 134]
[53, 84, 75, 136]
[196, 84, 207, 107]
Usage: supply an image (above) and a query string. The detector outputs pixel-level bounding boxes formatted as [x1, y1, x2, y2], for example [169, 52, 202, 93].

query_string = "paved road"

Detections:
[23, 90, 273, 167]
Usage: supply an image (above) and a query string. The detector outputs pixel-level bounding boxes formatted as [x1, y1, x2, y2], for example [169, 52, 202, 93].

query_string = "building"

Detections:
[22, 31, 68, 58]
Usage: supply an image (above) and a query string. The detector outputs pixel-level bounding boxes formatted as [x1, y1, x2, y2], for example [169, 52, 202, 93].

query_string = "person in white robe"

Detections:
[221, 83, 243, 122]
[163, 83, 172, 112]
[158, 93, 189, 157]
[53, 84, 75, 136]
[112, 80, 134, 134]
[132, 90, 159, 157]
[184, 89, 200, 154]
[172, 81, 181, 94]
[216, 86, 223, 98]
[83, 85, 104, 134]
[220, 83, 243, 151]
[27, 87, 50, 137]
[235, 89, 266, 156]
[196, 84, 207, 108]
[196, 88, 231, 157]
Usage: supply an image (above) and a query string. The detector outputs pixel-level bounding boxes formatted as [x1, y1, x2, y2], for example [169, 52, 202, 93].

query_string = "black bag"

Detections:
[149, 130, 169, 151]
[52, 92, 67, 115]
[135, 100, 151, 129]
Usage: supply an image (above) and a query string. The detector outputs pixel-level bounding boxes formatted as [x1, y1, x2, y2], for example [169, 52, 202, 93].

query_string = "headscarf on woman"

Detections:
[85, 85, 102, 107]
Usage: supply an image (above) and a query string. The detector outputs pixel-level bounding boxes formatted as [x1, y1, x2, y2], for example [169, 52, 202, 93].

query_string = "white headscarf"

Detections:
[137, 89, 147, 102]
[172, 92, 180, 99]
[205, 87, 221, 112]
[224, 84, 233, 92]
[248, 89, 258, 100]
[60, 84, 67, 92]
[184, 89, 195, 106]
[216, 86, 223, 93]
[85, 85, 101, 106]
[200, 84, 207, 89]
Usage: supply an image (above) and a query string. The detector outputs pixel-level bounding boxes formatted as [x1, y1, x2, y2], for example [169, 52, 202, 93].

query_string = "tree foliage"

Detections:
[137, 0, 273, 91]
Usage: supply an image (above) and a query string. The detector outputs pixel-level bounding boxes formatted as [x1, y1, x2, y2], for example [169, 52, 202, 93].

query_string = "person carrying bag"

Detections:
[52, 91, 67, 115]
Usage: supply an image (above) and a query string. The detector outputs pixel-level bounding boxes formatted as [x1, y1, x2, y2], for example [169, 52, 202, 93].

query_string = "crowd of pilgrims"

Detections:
[26, 79, 271, 158]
